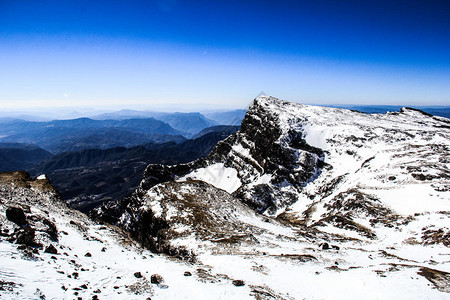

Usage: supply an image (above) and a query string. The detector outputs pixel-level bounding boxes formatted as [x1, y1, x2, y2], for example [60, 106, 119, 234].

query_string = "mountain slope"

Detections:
[0, 171, 258, 299]
[93, 111, 218, 137]
[192, 125, 240, 139]
[0, 143, 53, 172]
[93, 96, 449, 298]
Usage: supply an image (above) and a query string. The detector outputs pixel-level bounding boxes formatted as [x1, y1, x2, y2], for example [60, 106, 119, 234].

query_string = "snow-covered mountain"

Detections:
[92, 96, 449, 298]
[2, 96, 449, 299]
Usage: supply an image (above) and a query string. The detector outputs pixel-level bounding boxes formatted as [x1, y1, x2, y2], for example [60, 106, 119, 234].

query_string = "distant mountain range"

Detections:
[324, 105, 450, 118]
[30, 126, 240, 212]
[92, 111, 219, 136]
[0, 110, 248, 155]
[203, 109, 248, 125]
[0, 118, 183, 153]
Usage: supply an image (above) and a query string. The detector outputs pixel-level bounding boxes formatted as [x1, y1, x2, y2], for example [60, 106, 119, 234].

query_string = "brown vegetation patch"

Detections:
[313, 215, 376, 239]
[417, 267, 450, 293]
[325, 189, 391, 220]
[249, 285, 291, 300]
[378, 250, 418, 263]
[125, 278, 154, 295]
[272, 253, 317, 262]
[422, 228, 450, 247]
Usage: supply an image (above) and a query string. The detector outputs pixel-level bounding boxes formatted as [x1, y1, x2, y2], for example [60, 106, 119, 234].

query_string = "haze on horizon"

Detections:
[0, 0, 449, 111]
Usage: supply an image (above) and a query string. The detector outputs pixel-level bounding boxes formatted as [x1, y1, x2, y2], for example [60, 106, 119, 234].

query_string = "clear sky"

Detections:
[0, 0, 449, 110]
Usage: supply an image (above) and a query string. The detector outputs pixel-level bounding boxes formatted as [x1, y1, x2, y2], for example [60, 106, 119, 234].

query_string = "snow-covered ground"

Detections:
[0, 176, 253, 299]
[178, 163, 242, 193]
[1, 177, 448, 299]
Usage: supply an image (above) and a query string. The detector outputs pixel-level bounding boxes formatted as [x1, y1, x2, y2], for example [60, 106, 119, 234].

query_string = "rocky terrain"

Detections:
[0, 171, 259, 299]
[1, 96, 449, 299]
[92, 96, 450, 298]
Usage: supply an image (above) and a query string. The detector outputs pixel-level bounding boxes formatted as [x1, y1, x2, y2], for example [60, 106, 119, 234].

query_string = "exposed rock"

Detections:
[422, 227, 450, 247]
[150, 274, 164, 284]
[276, 254, 317, 262]
[128, 96, 325, 215]
[15, 228, 37, 246]
[6, 207, 28, 226]
[44, 244, 58, 254]
[134, 272, 143, 278]
[92, 180, 268, 260]
[0, 280, 20, 292]
[232, 279, 245, 287]
[42, 218, 58, 242]
[319, 242, 330, 250]
[34, 288, 46, 299]
[417, 267, 450, 293]
[319, 242, 340, 251]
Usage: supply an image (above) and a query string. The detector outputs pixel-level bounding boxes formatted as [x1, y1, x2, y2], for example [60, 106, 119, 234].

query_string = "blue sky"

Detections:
[0, 0, 449, 110]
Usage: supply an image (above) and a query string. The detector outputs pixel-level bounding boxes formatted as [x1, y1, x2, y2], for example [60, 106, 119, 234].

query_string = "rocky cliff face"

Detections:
[128, 96, 325, 215]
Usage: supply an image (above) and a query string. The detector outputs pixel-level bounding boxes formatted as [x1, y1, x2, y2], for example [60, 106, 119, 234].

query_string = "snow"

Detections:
[178, 163, 242, 193]
[0, 185, 255, 299]
[247, 173, 272, 188]
[232, 144, 251, 158]
[145, 188, 166, 218]
[370, 185, 450, 215]
[36, 174, 46, 180]
[303, 124, 332, 150]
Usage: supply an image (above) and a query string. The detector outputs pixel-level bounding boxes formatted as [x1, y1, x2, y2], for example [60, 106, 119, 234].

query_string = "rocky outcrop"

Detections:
[0, 171, 65, 254]
[135, 96, 325, 214]
[92, 180, 273, 260]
